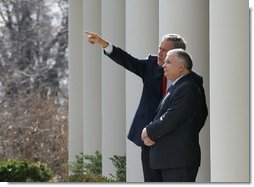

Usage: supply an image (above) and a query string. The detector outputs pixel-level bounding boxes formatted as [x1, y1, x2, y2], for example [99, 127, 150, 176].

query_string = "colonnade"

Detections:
[69, 0, 249, 182]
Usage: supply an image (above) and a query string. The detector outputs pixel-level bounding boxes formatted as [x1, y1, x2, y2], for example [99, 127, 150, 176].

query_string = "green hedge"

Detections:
[0, 160, 52, 182]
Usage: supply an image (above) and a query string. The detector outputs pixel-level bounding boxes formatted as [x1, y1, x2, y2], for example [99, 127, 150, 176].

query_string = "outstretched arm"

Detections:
[85, 31, 148, 78]
[85, 31, 109, 48]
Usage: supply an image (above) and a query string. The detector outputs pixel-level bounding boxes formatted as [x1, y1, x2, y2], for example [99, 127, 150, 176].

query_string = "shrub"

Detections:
[64, 151, 127, 182]
[0, 160, 52, 182]
[68, 151, 102, 176]
[65, 151, 106, 182]
[83, 150, 102, 176]
[68, 153, 86, 175]
[28, 162, 53, 182]
[109, 155, 126, 182]
[62, 174, 110, 182]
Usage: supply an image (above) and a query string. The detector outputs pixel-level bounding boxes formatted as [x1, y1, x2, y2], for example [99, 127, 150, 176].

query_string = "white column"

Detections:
[159, 0, 210, 182]
[68, 0, 84, 164]
[83, 0, 102, 154]
[101, 0, 126, 178]
[125, 0, 159, 182]
[210, 0, 249, 182]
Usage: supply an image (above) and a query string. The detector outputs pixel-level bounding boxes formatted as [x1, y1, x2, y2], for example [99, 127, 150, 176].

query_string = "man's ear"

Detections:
[178, 62, 185, 72]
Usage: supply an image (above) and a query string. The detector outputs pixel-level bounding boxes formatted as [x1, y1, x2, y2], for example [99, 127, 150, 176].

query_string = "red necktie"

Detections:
[161, 75, 167, 95]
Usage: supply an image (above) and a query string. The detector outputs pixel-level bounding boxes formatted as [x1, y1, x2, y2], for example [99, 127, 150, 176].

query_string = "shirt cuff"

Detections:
[104, 42, 113, 54]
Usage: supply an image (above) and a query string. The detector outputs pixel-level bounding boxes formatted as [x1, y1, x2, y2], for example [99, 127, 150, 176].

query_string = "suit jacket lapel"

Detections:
[153, 84, 175, 118]
[153, 66, 164, 99]
[154, 73, 191, 114]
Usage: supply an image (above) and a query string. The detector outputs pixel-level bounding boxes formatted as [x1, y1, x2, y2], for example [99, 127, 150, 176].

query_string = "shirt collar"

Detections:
[172, 75, 185, 86]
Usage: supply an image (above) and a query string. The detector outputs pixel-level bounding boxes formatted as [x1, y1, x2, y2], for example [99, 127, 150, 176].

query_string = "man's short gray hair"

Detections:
[168, 49, 193, 70]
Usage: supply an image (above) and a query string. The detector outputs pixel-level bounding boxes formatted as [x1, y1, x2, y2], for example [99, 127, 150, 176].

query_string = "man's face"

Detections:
[157, 40, 174, 66]
[163, 53, 182, 81]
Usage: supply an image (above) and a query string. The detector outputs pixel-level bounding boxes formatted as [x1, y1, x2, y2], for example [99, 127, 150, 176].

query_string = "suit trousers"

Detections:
[141, 145, 198, 182]
[161, 167, 199, 182]
[141, 145, 162, 182]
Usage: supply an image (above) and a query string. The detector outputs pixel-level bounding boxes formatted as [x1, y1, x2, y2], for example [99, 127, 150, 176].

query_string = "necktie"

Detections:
[167, 84, 173, 94]
[161, 75, 167, 95]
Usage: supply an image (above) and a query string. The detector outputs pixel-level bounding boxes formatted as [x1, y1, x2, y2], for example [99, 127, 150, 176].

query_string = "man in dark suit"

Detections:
[141, 49, 208, 182]
[86, 31, 197, 181]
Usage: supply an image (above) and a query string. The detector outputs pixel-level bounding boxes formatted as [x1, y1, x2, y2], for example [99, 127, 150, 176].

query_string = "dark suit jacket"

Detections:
[146, 73, 208, 169]
[105, 46, 164, 146]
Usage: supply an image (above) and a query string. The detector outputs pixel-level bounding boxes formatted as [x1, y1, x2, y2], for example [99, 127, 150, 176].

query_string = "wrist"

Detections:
[101, 40, 109, 48]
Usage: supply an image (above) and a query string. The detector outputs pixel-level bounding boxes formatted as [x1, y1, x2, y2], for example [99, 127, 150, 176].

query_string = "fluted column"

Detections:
[125, 0, 159, 182]
[159, 0, 210, 182]
[210, 0, 249, 182]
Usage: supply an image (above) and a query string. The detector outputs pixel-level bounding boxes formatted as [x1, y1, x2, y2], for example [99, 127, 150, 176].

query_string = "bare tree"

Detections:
[0, 0, 69, 178]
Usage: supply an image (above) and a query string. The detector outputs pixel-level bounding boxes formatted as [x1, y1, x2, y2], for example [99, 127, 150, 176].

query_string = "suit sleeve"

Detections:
[146, 83, 201, 141]
[104, 45, 149, 78]
[197, 85, 208, 132]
